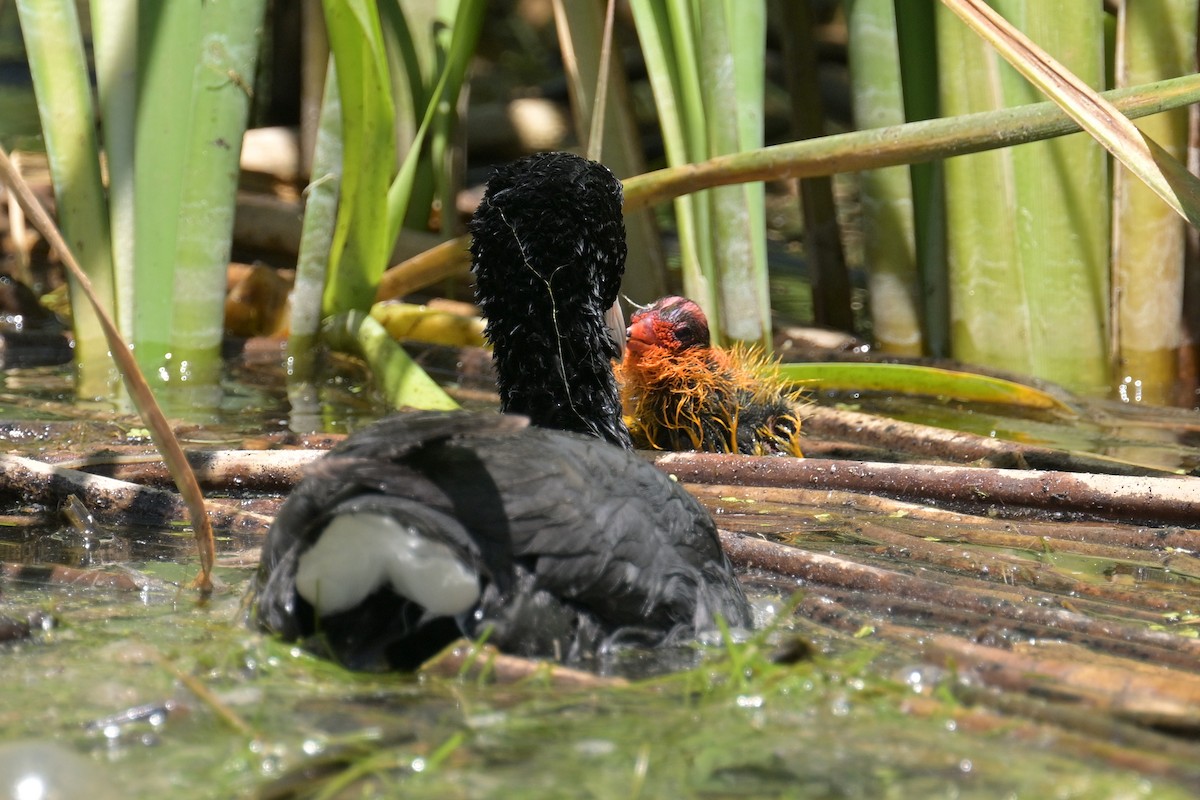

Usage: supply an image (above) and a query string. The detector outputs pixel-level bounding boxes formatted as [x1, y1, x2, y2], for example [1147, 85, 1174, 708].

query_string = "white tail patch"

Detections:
[295, 513, 480, 616]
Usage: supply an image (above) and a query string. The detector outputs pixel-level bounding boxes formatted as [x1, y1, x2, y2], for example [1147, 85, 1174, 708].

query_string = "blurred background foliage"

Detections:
[0, 0, 1198, 409]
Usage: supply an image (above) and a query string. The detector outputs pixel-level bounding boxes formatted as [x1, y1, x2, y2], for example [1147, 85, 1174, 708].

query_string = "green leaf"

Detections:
[777, 362, 1073, 412]
[321, 0, 397, 316]
[384, 0, 486, 248]
[16, 0, 115, 396]
[323, 311, 460, 412]
[169, 0, 267, 389]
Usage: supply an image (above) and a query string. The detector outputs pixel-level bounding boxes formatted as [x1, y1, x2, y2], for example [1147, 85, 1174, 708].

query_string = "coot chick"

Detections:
[250, 153, 751, 671]
[619, 296, 804, 456]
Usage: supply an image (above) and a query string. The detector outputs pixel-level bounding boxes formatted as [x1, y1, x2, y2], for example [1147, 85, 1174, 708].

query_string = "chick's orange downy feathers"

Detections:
[619, 296, 804, 456]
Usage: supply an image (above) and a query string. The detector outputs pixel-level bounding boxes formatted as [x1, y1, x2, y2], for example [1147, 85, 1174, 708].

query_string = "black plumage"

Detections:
[253, 411, 750, 670]
[250, 152, 751, 671]
[470, 151, 631, 449]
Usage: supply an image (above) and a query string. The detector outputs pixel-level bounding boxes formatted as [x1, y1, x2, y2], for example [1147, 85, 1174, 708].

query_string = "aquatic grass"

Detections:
[8, 551, 1200, 796]
[846, 0, 922, 356]
[552, 0, 668, 302]
[14, 0, 116, 397]
[703, 592, 812, 694]
[628, 0, 769, 348]
[1110, 0, 1197, 404]
[166, 0, 267, 393]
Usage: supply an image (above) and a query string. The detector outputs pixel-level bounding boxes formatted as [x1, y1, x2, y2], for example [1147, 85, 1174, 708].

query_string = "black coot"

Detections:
[250, 152, 752, 670]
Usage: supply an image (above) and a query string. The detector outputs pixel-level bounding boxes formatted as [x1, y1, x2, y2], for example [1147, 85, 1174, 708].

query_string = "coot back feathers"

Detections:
[253, 411, 750, 670]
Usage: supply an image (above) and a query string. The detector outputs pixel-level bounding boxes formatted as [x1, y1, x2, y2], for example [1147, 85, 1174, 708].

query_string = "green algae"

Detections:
[1, 563, 1196, 799]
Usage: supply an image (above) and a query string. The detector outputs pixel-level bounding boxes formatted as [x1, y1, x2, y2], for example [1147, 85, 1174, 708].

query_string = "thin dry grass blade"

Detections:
[586, 0, 616, 160]
[0, 145, 215, 592]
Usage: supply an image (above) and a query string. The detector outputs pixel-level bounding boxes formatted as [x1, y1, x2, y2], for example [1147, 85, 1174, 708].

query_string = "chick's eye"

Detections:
[659, 307, 707, 350]
[672, 325, 698, 348]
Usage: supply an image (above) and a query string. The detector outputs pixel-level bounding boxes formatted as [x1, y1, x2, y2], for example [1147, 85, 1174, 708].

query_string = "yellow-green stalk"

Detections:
[552, 0, 667, 304]
[846, 0, 923, 356]
[15, 0, 116, 397]
[992, 0, 1109, 395]
[1111, 0, 1197, 404]
[168, 0, 267, 395]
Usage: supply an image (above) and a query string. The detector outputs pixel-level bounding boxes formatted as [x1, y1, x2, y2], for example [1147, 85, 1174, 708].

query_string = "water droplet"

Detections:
[574, 739, 616, 757]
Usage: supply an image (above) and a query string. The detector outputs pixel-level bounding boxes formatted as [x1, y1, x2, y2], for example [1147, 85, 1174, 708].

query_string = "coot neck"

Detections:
[471, 153, 633, 449]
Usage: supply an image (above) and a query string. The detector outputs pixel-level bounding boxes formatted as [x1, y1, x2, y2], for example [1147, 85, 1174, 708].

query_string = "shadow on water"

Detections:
[1, 357, 1200, 798]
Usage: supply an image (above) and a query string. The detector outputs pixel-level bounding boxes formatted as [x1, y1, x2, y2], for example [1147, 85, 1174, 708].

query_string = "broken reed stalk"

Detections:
[0, 454, 270, 532]
[56, 448, 323, 492]
[0, 144, 217, 591]
[825, 519, 1191, 613]
[801, 405, 1177, 475]
[819, 591, 1200, 732]
[0, 561, 142, 591]
[903, 692, 1200, 784]
[718, 532, 1200, 665]
[659, 452, 1200, 525]
[421, 641, 627, 688]
[687, 482, 1200, 555]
